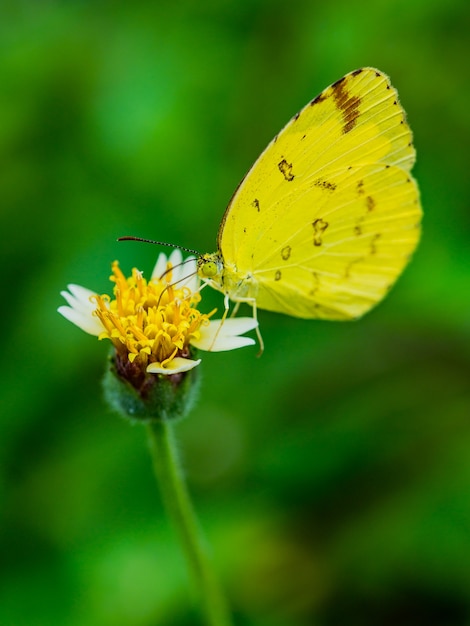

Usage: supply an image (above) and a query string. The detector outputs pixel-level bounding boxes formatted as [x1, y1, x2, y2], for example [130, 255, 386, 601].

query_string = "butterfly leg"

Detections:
[231, 296, 264, 356]
[250, 299, 264, 357]
[207, 293, 262, 353]
[205, 294, 231, 351]
[230, 301, 241, 318]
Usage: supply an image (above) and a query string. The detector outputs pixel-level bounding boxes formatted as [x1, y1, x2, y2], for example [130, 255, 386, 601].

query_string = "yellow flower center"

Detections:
[92, 261, 209, 370]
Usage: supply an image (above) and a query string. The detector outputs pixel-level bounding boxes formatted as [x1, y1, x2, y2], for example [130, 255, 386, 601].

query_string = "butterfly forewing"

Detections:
[217, 67, 421, 319]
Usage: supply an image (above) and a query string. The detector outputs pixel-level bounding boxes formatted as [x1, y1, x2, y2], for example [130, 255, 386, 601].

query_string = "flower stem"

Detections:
[147, 420, 233, 626]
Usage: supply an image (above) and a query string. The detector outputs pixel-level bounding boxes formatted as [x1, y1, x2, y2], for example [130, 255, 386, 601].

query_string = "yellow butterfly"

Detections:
[122, 68, 421, 351]
[196, 68, 421, 342]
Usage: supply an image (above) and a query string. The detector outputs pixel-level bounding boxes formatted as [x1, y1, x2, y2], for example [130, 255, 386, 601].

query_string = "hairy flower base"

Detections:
[104, 352, 200, 422]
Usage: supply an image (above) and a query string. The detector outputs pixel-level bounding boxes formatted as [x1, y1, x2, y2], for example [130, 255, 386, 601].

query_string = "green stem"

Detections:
[147, 420, 233, 626]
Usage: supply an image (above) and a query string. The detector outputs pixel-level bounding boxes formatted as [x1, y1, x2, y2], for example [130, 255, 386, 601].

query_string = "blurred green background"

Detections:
[1, 1, 469, 625]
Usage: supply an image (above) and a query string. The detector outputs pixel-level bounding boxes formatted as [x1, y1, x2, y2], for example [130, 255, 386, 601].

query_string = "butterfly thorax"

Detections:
[197, 252, 258, 301]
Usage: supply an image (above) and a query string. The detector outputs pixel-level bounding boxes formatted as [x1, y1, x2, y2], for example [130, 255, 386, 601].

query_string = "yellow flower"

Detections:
[58, 250, 258, 379]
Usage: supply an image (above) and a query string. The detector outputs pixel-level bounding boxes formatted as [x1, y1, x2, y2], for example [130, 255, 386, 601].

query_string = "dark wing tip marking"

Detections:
[332, 76, 347, 89]
[331, 76, 362, 134]
[310, 92, 327, 106]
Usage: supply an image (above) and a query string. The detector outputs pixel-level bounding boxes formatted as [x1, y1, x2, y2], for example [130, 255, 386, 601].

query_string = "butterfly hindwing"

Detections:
[251, 163, 420, 319]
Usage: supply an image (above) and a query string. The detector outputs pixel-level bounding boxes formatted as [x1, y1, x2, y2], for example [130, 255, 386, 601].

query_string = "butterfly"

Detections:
[196, 68, 422, 342]
[121, 68, 422, 352]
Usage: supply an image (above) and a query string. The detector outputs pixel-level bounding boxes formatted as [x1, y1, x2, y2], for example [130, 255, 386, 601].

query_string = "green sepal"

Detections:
[103, 352, 200, 423]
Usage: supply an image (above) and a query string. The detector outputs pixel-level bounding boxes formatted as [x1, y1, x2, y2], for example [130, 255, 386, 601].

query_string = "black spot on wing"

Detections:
[370, 233, 381, 255]
[252, 198, 260, 212]
[274, 270, 281, 281]
[314, 178, 337, 192]
[366, 196, 376, 212]
[312, 218, 329, 246]
[278, 158, 295, 181]
[309, 271, 320, 296]
[281, 245, 291, 260]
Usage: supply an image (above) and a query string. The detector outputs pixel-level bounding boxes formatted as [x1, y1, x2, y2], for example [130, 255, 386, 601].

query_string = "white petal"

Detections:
[151, 252, 170, 280]
[58, 284, 104, 335]
[191, 317, 258, 352]
[219, 317, 259, 335]
[208, 334, 256, 351]
[58, 305, 104, 335]
[151, 250, 199, 291]
[151, 249, 183, 282]
[62, 284, 97, 312]
[146, 357, 201, 375]
[167, 249, 184, 275]
[173, 256, 198, 290]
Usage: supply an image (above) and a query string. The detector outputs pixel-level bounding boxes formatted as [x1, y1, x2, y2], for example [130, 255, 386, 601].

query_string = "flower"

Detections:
[58, 250, 257, 380]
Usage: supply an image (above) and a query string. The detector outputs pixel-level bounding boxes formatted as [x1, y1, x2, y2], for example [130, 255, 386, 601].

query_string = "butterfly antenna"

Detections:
[118, 236, 200, 257]
[156, 268, 201, 307]
[158, 257, 197, 282]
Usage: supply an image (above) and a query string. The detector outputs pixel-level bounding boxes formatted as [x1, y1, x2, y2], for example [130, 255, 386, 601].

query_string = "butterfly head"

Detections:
[197, 252, 224, 282]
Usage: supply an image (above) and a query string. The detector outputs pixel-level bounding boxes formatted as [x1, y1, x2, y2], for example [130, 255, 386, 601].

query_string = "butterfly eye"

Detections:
[200, 261, 218, 278]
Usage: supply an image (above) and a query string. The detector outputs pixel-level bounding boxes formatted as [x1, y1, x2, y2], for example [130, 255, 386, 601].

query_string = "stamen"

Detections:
[89, 260, 210, 371]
